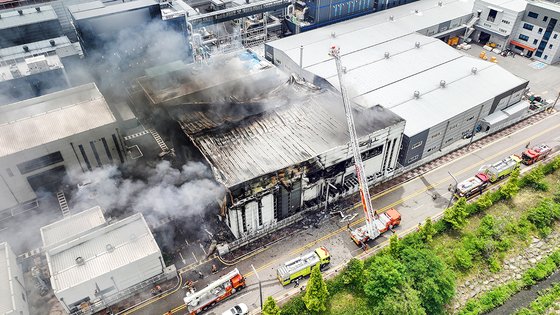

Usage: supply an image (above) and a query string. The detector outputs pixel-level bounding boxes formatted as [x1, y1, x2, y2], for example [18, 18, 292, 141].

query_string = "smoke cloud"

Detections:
[66, 160, 225, 223]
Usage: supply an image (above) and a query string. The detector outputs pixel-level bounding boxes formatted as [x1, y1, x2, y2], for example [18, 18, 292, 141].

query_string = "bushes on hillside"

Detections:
[525, 199, 560, 236]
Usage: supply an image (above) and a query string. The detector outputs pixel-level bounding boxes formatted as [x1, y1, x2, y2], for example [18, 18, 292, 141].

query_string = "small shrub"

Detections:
[520, 165, 549, 191]
[525, 199, 560, 236]
[444, 198, 468, 230]
[453, 247, 473, 271]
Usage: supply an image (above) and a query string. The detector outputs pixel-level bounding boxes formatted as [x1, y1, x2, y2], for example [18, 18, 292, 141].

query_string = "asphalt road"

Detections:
[119, 109, 560, 315]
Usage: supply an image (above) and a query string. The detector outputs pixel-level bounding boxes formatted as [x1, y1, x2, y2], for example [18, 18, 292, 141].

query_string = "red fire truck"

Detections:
[183, 268, 245, 314]
[521, 144, 551, 165]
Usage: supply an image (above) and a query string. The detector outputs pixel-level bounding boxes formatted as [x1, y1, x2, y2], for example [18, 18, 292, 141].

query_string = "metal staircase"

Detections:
[56, 191, 70, 217]
[148, 128, 169, 152]
[463, 15, 480, 41]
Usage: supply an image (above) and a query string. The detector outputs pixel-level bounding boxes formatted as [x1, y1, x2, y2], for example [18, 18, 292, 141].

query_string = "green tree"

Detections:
[341, 258, 365, 289]
[372, 283, 426, 315]
[499, 167, 520, 199]
[262, 296, 281, 315]
[521, 165, 548, 191]
[444, 197, 468, 230]
[363, 255, 406, 306]
[526, 199, 560, 236]
[389, 234, 402, 258]
[303, 265, 329, 313]
[420, 217, 436, 243]
[476, 192, 493, 212]
[401, 247, 456, 315]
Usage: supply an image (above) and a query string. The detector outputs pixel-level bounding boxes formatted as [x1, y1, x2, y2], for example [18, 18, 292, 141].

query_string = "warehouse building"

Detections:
[0, 83, 126, 215]
[0, 36, 83, 105]
[265, 0, 529, 167]
[471, 0, 527, 49]
[509, 1, 560, 64]
[0, 242, 29, 315]
[42, 207, 172, 314]
[0, 5, 63, 48]
[138, 50, 405, 239]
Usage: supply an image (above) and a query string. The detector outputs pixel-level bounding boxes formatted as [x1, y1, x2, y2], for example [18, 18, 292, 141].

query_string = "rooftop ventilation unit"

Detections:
[17, 10, 23, 15]
[440, 80, 446, 88]
[389, 15, 394, 21]
[384, 52, 390, 59]
[49, 39, 55, 46]
[415, 41, 421, 48]
[36, 7, 41, 12]
[438, 1, 443, 6]
[76, 257, 85, 266]
[414, 90, 420, 99]
[471, 67, 478, 74]
[106, 244, 115, 253]
[331, 32, 336, 38]
[23, 45, 29, 52]
[342, 66, 347, 73]
[414, 9, 419, 13]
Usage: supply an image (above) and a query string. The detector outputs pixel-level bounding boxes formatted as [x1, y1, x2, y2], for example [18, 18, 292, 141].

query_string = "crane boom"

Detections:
[328, 46, 378, 240]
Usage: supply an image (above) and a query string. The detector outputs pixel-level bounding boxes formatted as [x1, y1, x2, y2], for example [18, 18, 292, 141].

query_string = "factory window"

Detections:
[431, 132, 441, 138]
[543, 16, 548, 22]
[534, 39, 539, 45]
[549, 44, 553, 49]
[78, 145, 92, 171]
[466, 116, 475, 121]
[241, 208, 247, 233]
[519, 34, 530, 41]
[501, 19, 510, 24]
[258, 201, 263, 226]
[90, 141, 102, 167]
[6, 168, 13, 177]
[275, 59, 281, 65]
[538, 28, 543, 34]
[408, 155, 419, 163]
[528, 11, 539, 19]
[554, 34, 558, 39]
[487, 9, 497, 23]
[544, 55, 548, 60]
[112, 134, 125, 163]
[449, 123, 459, 129]
[411, 141, 423, 149]
[361, 145, 383, 160]
[21, 293, 25, 302]
[427, 146, 438, 153]
[445, 137, 454, 144]
[523, 23, 534, 31]
[101, 138, 113, 162]
[17, 152, 64, 175]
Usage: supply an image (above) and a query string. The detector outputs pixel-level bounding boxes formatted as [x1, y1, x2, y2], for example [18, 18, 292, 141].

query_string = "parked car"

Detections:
[221, 303, 249, 315]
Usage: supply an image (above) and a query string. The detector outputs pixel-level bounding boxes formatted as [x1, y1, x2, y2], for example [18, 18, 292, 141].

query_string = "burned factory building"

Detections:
[137, 50, 405, 239]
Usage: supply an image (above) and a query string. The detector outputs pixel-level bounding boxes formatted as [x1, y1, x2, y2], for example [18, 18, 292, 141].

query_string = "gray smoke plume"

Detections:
[65, 160, 225, 223]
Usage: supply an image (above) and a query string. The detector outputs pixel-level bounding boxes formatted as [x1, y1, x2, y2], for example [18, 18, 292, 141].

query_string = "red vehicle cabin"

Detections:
[521, 144, 551, 165]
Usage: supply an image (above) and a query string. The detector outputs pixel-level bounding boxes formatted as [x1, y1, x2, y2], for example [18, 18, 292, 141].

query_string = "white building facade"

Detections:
[471, 0, 527, 49]
[510, 1, 560, 64]
[0, 242, 30, 315]
[0, 83, 126, 215]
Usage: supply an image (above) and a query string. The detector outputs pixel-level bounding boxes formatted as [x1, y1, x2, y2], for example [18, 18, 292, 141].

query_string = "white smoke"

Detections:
[66, 161, 225, 222]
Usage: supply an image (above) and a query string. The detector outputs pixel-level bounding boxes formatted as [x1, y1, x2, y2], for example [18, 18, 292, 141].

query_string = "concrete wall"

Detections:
[2, 242, 29, 315]
[0, 123, 125, 212]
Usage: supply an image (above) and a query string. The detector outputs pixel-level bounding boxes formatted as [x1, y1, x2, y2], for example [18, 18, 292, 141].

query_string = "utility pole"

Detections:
[467, 104, 485, 150]
[552, 91, 560, 110]
[447, 171, 459, 209]
[251, 264, 263, 310]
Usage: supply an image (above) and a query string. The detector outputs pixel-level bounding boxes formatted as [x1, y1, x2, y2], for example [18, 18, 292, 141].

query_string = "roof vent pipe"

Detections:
[414, 9, 419, 13]
[389, 15, 394, 21]
[415, 41, 421, 48]
[49, 39, 55, 46]
[384, 51, 390, 59]
[17, 10, 23, 15]
[106, 244, 115, 253]
[331, 31, 336, 38]
[440, 80, 446, 88]
[471, 67, 478, 74]
[438, 1, 443, 6]
[35, 7, 41, 12]
[76, 257, 85, 266]
[23, 45, 29, 52]
[413, 90, 420, 99]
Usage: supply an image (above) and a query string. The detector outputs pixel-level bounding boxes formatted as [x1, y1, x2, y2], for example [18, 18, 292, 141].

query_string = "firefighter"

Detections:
[156, 285, 162, 294]
[211, 264, 218, 274]
[294, 278, 300, 288]
[198, 271, 204, 279]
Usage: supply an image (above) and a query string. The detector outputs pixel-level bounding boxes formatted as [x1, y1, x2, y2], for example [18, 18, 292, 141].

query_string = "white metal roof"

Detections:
[527, 0, 560, 12]
[41, 206, 107, 248]
[267, 0, 475, 55]
[0, 242, 16, 315]
[46, 213, 161, 293]
[477, 0, 527, 12]
[0, 6, 58, 30]
[0, 83, 117, 158]
[69, 0, 159, 20]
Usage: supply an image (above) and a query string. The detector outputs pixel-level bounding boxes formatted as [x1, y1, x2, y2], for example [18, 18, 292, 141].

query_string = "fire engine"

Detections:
[350, 208, 401, 245]
[484, 155, 521, 183]
[183, 268, 245, 314]
[277, 247, 331, 285]
[455, 173, 490, 198]
[521, 144, 551, 165]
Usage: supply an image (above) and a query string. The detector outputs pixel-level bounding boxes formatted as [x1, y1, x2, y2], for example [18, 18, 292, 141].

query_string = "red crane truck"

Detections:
[183, 268, 245, 314]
